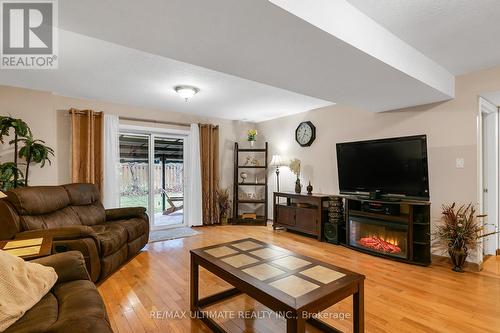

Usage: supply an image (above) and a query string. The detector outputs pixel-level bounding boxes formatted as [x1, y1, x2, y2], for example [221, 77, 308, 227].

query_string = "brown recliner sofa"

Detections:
[4, 251, 113, 333]
[0, 183, 149, 282]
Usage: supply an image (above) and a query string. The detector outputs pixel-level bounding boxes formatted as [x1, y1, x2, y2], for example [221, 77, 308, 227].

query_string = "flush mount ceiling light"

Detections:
[174, 85, 200, 102]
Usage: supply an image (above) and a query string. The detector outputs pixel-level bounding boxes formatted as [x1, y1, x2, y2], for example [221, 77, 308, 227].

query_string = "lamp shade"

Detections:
[0, 191, 6, 199]
[270, 155, 286, 167]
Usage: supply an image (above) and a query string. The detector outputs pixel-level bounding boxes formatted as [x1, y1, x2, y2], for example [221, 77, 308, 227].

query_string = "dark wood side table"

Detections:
[0, 236, 53, 260]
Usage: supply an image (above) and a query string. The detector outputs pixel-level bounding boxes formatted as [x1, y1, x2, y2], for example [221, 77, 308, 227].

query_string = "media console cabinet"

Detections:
[273, 192, 330, 240]
[273, 192, 431, 266]
[344, 196, 431, 266]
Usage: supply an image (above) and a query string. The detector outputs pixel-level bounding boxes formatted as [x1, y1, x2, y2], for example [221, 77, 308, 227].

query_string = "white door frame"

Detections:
[478, 97, 499, 256]
[119, 124, 189, 230]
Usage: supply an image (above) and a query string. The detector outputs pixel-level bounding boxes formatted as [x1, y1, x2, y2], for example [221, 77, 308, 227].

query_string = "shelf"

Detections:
[238, 200, 265, 204]
[230, 217, 267, 226]
[238, 183, 266, 186]
[413, 241, 430, 245]
[237, 165, 267, 169]
[238, 148, 266, 152]
[413, 222, 430, 226]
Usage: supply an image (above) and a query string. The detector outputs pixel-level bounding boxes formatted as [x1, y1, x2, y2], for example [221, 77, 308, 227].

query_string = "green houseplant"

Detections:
[434, 203, 498, 272]
[0, 116, 54, 190]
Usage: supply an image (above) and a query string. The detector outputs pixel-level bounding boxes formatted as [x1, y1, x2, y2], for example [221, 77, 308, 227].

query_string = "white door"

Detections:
[480, 98, 499, 256]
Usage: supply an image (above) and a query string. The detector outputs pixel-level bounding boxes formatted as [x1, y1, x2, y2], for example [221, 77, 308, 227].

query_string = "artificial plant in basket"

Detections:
[216, 188, 232, 225]
[434, 203, 498, 272]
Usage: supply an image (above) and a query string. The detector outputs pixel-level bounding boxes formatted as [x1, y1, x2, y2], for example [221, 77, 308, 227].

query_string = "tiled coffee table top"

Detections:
[192, 238, 360, 305]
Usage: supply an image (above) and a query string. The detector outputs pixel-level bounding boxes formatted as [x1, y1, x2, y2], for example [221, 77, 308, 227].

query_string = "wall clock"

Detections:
[295, 121, 316, 147]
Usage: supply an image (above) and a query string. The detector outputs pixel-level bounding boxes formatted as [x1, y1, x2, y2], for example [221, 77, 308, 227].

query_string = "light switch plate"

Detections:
[456, 158, 465, 169]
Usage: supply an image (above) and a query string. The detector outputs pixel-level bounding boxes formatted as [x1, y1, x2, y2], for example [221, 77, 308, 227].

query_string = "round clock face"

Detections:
[295, 121, 316, 147]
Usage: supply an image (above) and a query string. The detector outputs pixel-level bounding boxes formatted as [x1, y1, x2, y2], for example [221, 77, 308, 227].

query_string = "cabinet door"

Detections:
[276, 206, 295, 226]
[295, 208, 317, 235]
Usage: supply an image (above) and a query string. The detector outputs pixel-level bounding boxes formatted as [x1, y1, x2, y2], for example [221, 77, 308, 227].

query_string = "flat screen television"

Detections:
[336, 135, 429, 200]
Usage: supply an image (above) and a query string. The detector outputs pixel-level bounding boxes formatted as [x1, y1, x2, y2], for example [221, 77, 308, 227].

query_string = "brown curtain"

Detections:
[199, 124, 220, 225]
[70, 108, 103, 193]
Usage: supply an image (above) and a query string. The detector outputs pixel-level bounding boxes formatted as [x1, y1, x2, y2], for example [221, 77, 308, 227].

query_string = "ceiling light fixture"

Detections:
[174, 85, 200, 102]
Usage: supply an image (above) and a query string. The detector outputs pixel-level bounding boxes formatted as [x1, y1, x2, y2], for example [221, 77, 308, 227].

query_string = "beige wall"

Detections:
[0, 85, 252, 192]
[258, 65, 500, 263]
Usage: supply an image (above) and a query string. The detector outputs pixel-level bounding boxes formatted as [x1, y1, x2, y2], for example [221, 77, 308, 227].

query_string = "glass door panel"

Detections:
[119, 134, 150, 214]
[152, 136, 184, 229]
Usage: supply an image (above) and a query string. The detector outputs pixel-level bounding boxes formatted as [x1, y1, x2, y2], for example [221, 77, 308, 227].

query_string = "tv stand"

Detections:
[344, 196, 431, 266]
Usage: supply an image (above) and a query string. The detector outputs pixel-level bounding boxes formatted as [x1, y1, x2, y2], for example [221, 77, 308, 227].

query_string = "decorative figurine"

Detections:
[240, 172, 248, 183]
[307, 181, 313, 195]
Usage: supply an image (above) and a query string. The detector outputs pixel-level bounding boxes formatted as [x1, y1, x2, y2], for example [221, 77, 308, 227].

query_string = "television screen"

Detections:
[336, 135, 429, 200]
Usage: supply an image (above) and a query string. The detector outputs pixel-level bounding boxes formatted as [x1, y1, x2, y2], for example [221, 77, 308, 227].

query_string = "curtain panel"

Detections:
[185, 124, 203, 227]
[199, 124, 220, 225]
[69, 109, 103, 193]
[102, 114, 120, 208]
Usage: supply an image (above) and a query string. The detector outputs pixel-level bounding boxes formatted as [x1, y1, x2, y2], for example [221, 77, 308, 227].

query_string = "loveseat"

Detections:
[0, 183, 149, 282]
[4, 251, 113, 333]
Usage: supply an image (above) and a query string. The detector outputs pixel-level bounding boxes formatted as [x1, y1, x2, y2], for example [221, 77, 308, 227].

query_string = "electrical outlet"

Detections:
[456, 158, 465, 169]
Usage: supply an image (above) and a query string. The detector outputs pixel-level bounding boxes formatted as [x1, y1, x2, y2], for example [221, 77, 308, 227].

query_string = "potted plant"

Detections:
[289, 158, 301, 194]
[434, 203, 498, 272]
[0, 116, 54, 190]
[216, 188, 232, 225]
[247, 129, 257, 147]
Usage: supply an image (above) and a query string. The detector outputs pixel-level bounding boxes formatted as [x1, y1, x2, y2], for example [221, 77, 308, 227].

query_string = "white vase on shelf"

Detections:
[249, 140, 255, 148]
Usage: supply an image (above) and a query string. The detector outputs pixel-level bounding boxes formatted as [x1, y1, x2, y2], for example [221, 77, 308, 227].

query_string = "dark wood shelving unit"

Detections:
[231, 142, 268, 226]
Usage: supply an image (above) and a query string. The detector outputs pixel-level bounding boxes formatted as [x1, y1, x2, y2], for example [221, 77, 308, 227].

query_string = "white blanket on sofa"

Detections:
[0, 250, 58, 332]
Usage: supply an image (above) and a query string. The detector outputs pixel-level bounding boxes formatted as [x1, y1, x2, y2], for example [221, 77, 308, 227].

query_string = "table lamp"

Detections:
[270, 155, 287, 192]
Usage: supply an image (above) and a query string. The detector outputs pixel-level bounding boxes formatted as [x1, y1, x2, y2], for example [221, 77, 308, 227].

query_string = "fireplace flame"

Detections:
[358, 235, 402, 254]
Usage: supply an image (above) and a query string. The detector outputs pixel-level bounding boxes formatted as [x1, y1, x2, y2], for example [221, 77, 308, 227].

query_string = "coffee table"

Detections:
[190, 238, 365, 333]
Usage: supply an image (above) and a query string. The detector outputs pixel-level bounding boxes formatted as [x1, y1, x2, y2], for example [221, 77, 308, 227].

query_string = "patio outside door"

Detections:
[119, 132, 186, 230]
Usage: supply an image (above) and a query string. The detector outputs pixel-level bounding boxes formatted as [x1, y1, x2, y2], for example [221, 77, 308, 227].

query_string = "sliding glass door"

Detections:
[119, 131, 186, 230]
[152, 137, 184, 228]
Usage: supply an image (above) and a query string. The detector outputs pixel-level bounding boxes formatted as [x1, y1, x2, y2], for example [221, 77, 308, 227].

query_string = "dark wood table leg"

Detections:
[287, 314, 305, 333]
[190, 252, 199, 314]
[353, 280, 364, 333]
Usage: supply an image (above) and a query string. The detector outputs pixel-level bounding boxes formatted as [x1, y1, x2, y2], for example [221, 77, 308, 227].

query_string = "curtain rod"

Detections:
[68, 110, 191, 127]
[119, 116, 191, 127]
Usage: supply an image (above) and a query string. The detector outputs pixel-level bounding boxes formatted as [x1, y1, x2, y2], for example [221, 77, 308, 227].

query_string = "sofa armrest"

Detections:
[15, 226, 97, 241]
[32, 251, 90, 283]
[105, 207, 147, 221]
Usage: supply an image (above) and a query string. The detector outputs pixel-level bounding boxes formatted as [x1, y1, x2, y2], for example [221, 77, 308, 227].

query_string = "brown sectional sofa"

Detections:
[4, 251, 113, 333]
[0, 183, 149, 282]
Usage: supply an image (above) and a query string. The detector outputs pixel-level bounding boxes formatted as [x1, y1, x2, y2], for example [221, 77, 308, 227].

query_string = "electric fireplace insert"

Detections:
[349, 216, 408, 260]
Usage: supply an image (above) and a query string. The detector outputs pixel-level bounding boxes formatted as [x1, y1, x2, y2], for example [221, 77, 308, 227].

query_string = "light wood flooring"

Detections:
[98, 224, 500, 333]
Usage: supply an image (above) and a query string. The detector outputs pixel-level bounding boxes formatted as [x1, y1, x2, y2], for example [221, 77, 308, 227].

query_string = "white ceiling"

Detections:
[0, 30, 332, 122]
[482, 92, 500, 107]
[347, 0, 500, 75]
[4, 0, 496, 121]
[52, 0, 454, 114]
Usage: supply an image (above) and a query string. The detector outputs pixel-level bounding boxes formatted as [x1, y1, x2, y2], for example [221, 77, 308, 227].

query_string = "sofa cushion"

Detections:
[0, 249, 58, 332]
[63, 184, 106, 226]
[109, 218, 148, 242]
[89, 224, 128, 257]
[20, 208, 81, 231]
[6, 186, 70, 215]
[3, 292, 58, 333]
[52, 280, 108, 323]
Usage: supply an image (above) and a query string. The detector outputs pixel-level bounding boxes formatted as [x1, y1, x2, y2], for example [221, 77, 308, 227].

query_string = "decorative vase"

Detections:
[448, 245, 468, 272]
[250, 140, 255, 148]
[307, 181, 313, 195]
[220, 216, 228, 225]
[295, 178, 302, 194]
[240, 172, 248, 183]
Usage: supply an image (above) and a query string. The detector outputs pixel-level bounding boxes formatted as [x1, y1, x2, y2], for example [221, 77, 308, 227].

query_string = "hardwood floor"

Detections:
[98, 225, 500, 333]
